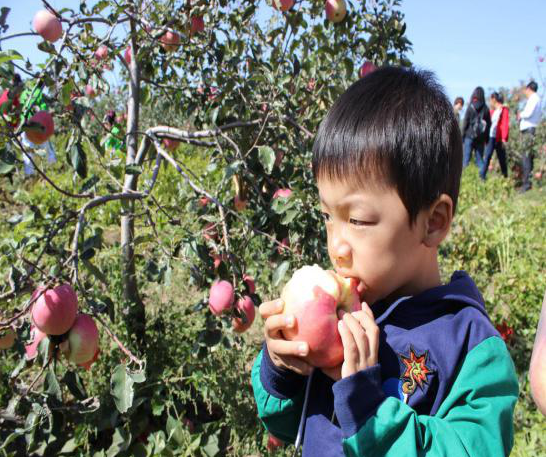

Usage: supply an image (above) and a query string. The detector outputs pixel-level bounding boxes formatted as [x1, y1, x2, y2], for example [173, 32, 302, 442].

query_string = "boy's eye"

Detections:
[321, 212, 331, 222]
[349, 218, 368, 226]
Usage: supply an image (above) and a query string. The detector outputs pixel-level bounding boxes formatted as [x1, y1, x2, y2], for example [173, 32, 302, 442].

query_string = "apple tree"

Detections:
[0, 0, 411, 454]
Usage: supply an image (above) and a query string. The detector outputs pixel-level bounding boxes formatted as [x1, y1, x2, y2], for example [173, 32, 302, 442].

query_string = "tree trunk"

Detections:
[120, 14, 145, 347]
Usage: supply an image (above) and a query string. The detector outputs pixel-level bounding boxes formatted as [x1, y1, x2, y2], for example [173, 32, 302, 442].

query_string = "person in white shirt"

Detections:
[517, 81, 542, 191]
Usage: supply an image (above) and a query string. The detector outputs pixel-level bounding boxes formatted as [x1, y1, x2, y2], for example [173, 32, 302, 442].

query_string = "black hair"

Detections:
[527, 81, 538, 92]
[312, 66, 462, 225]
[470, 86, 485, 105]
[490, 92, 504, 104]
[454, 96, 464, 106]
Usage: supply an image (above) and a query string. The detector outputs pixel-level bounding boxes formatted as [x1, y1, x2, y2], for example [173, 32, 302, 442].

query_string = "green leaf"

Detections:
[60, 80, 75, 106]
[70, 143, 87, 179]
[0, 161, 15, 174]
[0, 50, 24, 65]
[201, 430, 221, 457]
[106, 426, 131, 457]
[44, 367, 62, 402]
[272, 261, 290, 287]
[282, 209, 299, 225]
[125, 164, 143, 175]
[258, 146, 275, 174]
[110, 364, 135, 414]
[166, 415, 185, 445]
[59, 438, 79, 454]
[82, 259, 108, 285]
[62, 371, 87, 400]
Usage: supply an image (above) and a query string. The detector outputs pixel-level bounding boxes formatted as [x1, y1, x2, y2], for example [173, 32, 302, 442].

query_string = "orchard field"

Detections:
[1, 1, 545, 456]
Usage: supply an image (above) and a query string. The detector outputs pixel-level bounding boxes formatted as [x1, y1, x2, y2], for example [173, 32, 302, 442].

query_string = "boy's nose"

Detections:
[331, 236, 351, 266]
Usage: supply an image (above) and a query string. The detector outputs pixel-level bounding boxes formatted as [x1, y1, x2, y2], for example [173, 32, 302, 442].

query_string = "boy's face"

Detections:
[317, 176, 429, 306]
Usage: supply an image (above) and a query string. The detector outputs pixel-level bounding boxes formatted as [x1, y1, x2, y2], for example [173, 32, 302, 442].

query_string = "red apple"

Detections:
[358, 61, 377, 78]
[0, 328, 16, 350]
[163, 138, 180, 151]
[273, 188, 292, 199]
[25, 111, 54, 145]
[85, 85, 97, 99]
[33, 10, 63, 43]
[272, 0, 294, 12]
[325, 0, 347, 23]
[94, 45, 108, 61]
[160, 31, 181, 52]
[232, 295, 256, 333]
[535, 172, 543, 180]
[25, 326, 48, 360]
[243, 274, 256, 294]
[31, 284, 78, 335]
[280, 265, 361, 368]
[190, 16, 205, 35]
[530, 292, 546, 416]
[124, 47, 132, 64]
[66, 314, 100, 370]
[267, 433, 284, 450]
[199, 196, 210, 207]
[209, 280, 235, 315]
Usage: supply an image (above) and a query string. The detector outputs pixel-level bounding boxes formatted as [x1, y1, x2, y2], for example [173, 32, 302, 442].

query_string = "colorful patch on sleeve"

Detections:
[398, 346, 434, 401]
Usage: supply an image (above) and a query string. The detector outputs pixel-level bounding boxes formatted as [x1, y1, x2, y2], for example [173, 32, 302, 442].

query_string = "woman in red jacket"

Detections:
[481, 92, 509, 179]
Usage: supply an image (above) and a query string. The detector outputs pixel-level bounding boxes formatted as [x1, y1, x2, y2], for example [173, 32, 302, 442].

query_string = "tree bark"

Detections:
[120, 12, 145, 347]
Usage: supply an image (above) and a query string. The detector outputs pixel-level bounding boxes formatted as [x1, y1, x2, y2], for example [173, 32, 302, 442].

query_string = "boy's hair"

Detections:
[312, 66, 463, 224]
[454, 96, 464, 106]
[527, 81, 538, 92]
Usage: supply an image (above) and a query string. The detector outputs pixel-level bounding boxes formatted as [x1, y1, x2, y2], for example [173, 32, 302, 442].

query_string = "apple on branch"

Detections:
[280, 264, 361, 368]
[272, 0, 294, 12]
[24, 111, 55, 145]
[209, 280, 235, 315]
[160, 31, 181, 52]
[325, 0, 347, 23]
[33, 10, 63, 43]
[31, 284, 78, 335]
[232, 295, 256, 333]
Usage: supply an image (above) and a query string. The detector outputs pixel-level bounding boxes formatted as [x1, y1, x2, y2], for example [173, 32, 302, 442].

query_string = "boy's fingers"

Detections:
[338, 318, 357, 373]
[259, 299, 284, 319]
[342, 312, 369, 360]
[268, 337, 309, 358]
[351, 310, 380, 360]
[281, 356, 313, 376]
[360, 301, 375, 320]
[264, 314, 296, 338]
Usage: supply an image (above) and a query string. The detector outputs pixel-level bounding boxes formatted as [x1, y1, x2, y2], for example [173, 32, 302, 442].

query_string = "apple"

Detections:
[190, 16, 205, 35]
[234, 194, 247, 211]
[163, 138, 180, 151]
[160, 31, 181, 52]
[267, 433, 284, 450]
[273, 188, 292, 199]
[33, 10, 63, 43]
[272, 0, 294, 12]
[209, 280, 235, 315]
[25, 326, 48, 360]
[530, 293, 546, 416]
[66, 313, 100, 370]
[358, 61, 377, 78]
[198, 196, 210, 207]
[243, 274, 256, 294]
[535, 172, 543, 180]
[124, 47, 132, 64]
[85, 85, 97, 99]
[232, 295, 256, 333]
[95, 45, 108, 61]
[280, 264, 361, 367]
[0, 328, 16, 350]
[31, 284, 78, 335]
[325, 0, 347, 23]
[25, 111, 54, 144]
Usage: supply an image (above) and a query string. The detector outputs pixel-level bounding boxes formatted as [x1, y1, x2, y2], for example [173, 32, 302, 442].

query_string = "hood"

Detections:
[373, 271, 488, 325]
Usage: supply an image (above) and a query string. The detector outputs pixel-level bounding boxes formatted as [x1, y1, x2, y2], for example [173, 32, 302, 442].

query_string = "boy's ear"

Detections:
[422, 194, 453, 248]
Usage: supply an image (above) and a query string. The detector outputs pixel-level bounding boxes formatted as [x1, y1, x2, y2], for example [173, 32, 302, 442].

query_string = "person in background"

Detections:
[481, 92, 509, 179]
[453, 96, 464, 130]
[461, 87, 491, 172]
[517, 81, 542, 192]
[102, 109, 125, 159]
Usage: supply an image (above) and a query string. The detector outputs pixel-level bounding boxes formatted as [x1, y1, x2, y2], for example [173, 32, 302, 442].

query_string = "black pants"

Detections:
[521, 128, 536, 191]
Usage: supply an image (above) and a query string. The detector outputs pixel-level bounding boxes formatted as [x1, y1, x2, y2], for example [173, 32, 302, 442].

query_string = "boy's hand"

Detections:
[260, 299, 313, 376]
[322, 302, 379, 381]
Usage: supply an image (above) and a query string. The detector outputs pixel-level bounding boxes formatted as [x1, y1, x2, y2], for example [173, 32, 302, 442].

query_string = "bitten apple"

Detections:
[530, 292, 546, 416]
[281, 264, 360, 368]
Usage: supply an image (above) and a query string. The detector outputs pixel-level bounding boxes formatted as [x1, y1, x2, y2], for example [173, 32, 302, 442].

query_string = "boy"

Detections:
[251, 67, 518, 456]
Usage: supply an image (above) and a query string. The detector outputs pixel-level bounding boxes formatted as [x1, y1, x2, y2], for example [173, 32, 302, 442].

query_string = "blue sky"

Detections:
[2, 0, 545, 105]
